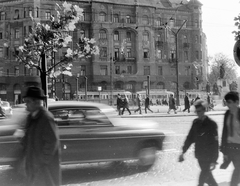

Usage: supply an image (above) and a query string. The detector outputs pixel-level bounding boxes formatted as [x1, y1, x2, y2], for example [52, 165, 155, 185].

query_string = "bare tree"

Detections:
[208, 53, 238, 85]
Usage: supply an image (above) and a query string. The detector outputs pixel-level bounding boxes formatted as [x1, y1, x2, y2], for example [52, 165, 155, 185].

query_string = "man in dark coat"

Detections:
[167, 94, 177, 114]
[183, 93, 190, 113]
[116, 94, 123, 115]
[179, 100, 219, 186]
[122, 94, 131, 115]
[220, 91, 240, 186]
[134, 94, 142, 114]
[144, 95, 153, 114]
[22, 87, 61, 186]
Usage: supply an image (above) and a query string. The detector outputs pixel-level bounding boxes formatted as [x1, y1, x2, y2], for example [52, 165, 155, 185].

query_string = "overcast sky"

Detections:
[200, 0, 240, 60]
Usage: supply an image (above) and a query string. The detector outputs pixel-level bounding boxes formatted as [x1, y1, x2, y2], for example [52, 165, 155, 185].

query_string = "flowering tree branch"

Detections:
[16, 1, 99, 79]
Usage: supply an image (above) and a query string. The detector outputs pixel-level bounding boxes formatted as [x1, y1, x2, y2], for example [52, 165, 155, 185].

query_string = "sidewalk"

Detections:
[120, 104, 227, 118]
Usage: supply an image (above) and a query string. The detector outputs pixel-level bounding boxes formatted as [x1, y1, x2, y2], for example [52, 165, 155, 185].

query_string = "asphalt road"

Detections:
[0, 114, 233, 186]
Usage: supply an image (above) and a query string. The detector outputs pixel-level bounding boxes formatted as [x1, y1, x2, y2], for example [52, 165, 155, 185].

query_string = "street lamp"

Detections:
[110, 54, 114, 106]
[76, 73, 79, 100]
[168, 19, 187, 106]
[84, 76, 88, 101]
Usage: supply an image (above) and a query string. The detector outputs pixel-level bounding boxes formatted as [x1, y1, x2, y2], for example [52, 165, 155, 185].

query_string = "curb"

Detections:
[120, 111, 225, 118]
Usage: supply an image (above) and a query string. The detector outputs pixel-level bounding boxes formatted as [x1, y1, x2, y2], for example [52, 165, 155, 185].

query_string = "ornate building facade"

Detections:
[0, 0, 208, 104]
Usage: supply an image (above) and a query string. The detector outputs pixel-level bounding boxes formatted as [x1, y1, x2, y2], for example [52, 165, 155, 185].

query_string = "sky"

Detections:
[200, 0, 240, 59]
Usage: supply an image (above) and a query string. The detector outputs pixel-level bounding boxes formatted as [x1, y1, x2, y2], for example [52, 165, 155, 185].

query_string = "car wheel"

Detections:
[137, 146, 157, 168]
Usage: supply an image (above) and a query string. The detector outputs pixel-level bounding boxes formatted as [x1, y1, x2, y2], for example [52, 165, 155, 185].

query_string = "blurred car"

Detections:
[0, 101, 13, 117]
[0, 101, 165, 169]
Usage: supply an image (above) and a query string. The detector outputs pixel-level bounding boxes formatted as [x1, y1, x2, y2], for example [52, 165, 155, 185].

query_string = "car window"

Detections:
[50, 107, 112, 127]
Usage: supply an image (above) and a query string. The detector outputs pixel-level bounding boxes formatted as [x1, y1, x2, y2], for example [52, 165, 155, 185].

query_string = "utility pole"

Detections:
[147, 75, 150, 96]
[169, 19, 187, 106]
[84, 76, 88, 101]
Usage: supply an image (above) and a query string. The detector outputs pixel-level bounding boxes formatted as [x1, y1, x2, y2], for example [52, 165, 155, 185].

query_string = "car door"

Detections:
[50, 106, 117, 164]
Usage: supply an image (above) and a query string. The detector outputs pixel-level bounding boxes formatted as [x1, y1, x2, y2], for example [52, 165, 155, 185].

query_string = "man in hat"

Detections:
[21, 86, 61, 186]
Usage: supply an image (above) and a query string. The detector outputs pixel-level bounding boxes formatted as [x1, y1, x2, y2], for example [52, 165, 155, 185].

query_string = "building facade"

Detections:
[0, 0, 208, 104]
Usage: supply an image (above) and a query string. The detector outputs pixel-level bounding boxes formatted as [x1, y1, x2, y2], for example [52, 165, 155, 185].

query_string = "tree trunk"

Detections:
[40, 53, 48, 108]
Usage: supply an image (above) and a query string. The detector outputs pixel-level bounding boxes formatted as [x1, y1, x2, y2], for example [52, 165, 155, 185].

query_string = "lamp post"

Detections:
[169, 19, 187, 106]
[76, 73, 79, 100]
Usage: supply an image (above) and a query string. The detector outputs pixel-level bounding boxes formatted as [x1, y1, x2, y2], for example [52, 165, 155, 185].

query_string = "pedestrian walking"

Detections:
[182, 93, 190, 113]
[134, 94, 142, 114]
[122, 94, 131, 115]
[207, 93, 211, 111]
[178, 100, 219, 186]
[220, 91, 240, 186]
[167, 94, 177, 114]
[145, 95, 153, 113]
[21, 86, 61, 186]
[117, 94, 123, 115]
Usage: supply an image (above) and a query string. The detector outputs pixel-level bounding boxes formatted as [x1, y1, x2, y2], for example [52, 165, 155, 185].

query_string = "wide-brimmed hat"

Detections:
[23, 86, 46, 100]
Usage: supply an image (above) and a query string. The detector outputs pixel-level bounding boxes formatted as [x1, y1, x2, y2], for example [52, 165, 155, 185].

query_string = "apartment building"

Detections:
[0, 0, 208, 104]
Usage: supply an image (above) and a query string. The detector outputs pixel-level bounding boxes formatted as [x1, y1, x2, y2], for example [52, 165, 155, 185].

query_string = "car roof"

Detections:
[48, 101, 114, 110]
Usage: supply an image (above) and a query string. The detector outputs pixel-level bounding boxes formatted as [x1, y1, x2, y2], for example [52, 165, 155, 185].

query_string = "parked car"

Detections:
[0, 101, 13, 117]
[0, 101, 165, 169]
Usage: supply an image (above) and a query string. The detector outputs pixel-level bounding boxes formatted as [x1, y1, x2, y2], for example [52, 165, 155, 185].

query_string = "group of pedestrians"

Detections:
[117, 93, 153, 115]
[179, 91, 240, 186]
[117, 93, 131, 115]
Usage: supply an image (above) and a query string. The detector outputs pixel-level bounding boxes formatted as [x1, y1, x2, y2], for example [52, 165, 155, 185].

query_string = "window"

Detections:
[144, 66, 150, 75]
[143, 49, 149, 58]
[126, 32, 131, 41]
[184, 51, 188, 61]
[127, 66, 132, 74]
[157, 82, 164, 89]
[14, 9, 20, 19]
[100, 65, 108, 75]
[183, 35, 187, 42]
[200, 35, 202, 44]
[195, 35, 198, 43]
[6, 69, 9, 76]
[29, 8, 32, 17]
[156, 34, 161, 41]
[0, 48, 3, 58]
[170, 50, 176, 59]
[80, 65, 86, 76]
[195, 50, 199, 60]
[45, 11, 51, 20]
[50, 107, 111, 126]
[113, 31, 119, 41]
[15, 29, 20, 39]
[185, 66, 190, 76]
[126, 15, 131, 23]
[79, 30, 85, 41]
[113, 14, 119, 23]
[114, 48, 119, 60]
[100, 47, 107, 58]
[23, 26, 27, 37]
[157, 49, 162, 59]
[14, 66, 19, 76]
[0, 32, 2, 39]
[80, 12, 85, 21]
[158, 66, 163, 75]
[115, 66, 120, 74]
[195, 19, 199, 28]
[156, 17, 162, 27]
[143, 32, 149, 41]
[29, 26, 32, 34]
[99, 12, 106, 22]
[126, 83, 133, 90]
[170, 34, 175, 43]
[126, 48, 131, 58]
[0, 12, 5, 20]
[24, 8, 27, 18]
[142, 15, 149, 25]
[35, 7, 39, 18]
[29, 68, 33, 76]
[99, 30, 107, 39]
